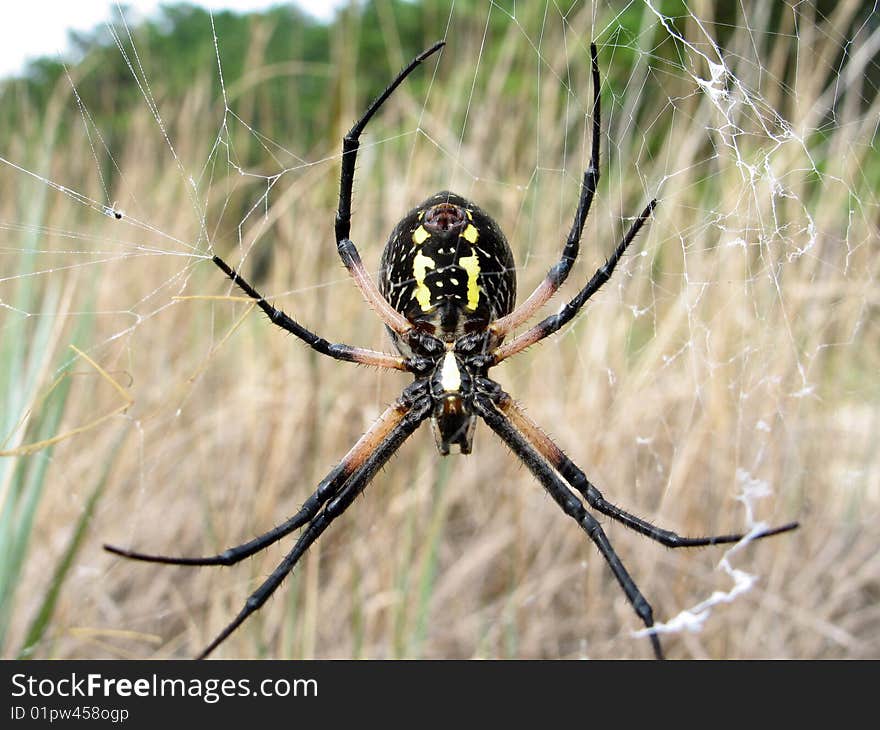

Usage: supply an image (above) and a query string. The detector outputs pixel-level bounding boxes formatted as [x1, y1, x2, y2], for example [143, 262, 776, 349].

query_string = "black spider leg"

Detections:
[488, 386, 800, 547]
[492, 42, 603, 336]
[104, 497, 320, 566]
[103, 388, 427, 567]
[196, 390, 432, 659]
[472, 391, 664, 660]
[333, 41, 446, 336]
[212, 255, 409, 371]
[493, 198, 657, 364]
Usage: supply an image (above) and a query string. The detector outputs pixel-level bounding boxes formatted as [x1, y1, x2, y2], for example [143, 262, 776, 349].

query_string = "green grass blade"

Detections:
[17, 430, 127, 658]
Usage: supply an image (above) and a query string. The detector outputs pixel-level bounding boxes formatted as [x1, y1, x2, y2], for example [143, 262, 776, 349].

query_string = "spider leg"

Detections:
[334, 41, 445, 336]
[212, 255, 409, 371]
[104, 392, 425, 566]
[492, 43, 602, 337]
[473, 392, 664, 659]
[197, 390, 432, 659]
[492, 198, 656, 364]
[487, 384, 799, 546]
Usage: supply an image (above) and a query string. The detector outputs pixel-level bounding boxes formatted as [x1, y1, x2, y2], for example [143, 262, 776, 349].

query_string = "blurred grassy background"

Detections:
[1, 0, 878, 659]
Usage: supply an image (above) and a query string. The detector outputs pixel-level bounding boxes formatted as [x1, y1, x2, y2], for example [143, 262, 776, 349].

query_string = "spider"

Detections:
[105, 41, 798, 659]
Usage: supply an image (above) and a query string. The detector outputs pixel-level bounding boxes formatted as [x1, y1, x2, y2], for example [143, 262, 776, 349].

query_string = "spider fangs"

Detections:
[105, 41, 798, 659]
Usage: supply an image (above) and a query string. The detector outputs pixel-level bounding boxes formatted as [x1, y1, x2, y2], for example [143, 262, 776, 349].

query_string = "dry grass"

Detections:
[2, 2, 878, 659]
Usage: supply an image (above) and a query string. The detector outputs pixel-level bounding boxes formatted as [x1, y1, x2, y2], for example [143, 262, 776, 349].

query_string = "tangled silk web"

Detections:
[1, 1, 878, 658]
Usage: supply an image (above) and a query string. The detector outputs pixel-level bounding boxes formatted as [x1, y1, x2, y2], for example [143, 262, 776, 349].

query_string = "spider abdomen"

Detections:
[379, 191, 516, 342]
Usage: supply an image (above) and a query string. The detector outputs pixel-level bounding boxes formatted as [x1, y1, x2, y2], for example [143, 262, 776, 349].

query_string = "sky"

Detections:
[0, 0, 344, 78]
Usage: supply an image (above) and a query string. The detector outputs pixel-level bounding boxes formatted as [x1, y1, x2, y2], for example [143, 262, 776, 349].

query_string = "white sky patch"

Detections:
[0, 0, 344, 78]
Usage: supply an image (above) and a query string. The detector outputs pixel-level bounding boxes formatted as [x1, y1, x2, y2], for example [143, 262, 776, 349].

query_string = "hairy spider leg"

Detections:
[334, 41, 446, 336]
[104, 394, 424, 568]
[474, 382, 798, 658]
[195, 391, 432, 659]
[491, 43, 603, 338]
[494, 390, 799, 546]
[211, 255, 410, 371]
[492, 199, 657, 364]
[473, 394, 664, 659]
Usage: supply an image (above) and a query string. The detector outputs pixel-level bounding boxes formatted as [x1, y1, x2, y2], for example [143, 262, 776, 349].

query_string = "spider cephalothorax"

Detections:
[106, 41, 798, 659]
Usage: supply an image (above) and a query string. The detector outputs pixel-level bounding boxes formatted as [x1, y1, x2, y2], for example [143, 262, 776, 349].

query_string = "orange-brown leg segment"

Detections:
[492, 199, 656, 365]
[336, 239, 413, 336]
[472, 390, 663, 659]
[475, 381, 799, 658]
[491, 43, 602, 339]
[106, 383, 432, 658]
[192, 387, 432, 658]
[212, 255, 409, 371]
[334, 42, 445, 336]
[105, 387, 427, 569]
[493, 390, 799, 546]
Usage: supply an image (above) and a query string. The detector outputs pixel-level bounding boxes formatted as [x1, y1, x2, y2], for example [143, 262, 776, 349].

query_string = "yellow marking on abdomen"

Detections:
[412, 225, 430, 245]
[412, 250, 436, 311]
[462, 224, 479, 243]
[458, 250, 481, 310]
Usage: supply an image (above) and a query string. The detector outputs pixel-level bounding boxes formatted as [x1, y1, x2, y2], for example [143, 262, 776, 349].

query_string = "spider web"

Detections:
[1, 0, 877, 659]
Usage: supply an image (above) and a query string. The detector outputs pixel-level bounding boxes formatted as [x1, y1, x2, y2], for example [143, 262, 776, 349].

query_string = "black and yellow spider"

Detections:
[106, 41, 798, 659]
